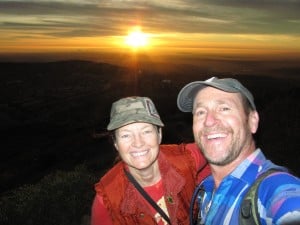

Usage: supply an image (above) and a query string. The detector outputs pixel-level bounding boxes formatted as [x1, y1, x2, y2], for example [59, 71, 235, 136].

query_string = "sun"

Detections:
[125, 27, 149, 49]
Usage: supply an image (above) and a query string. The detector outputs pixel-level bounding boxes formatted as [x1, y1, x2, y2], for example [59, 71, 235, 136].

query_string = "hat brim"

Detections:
[107, 114, 164, 130]
[177, 81, 239, 112]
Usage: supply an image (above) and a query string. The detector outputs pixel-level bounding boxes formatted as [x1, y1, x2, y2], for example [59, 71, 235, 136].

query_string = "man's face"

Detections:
[192, 87, 258, 166]
[114, 122, 161, 171]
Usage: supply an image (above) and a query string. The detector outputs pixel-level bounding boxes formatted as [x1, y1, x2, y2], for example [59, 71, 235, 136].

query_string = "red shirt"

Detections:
[91, 143, 209, 225]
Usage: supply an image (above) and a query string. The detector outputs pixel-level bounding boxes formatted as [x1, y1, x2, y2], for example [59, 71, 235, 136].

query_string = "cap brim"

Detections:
[177, 81, 209, 112]
[107, 114, 164, 130]
[177, 81, 239, 112]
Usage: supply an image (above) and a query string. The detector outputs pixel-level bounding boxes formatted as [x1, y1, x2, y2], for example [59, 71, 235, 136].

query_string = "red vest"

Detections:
[94, 144, 209, 225]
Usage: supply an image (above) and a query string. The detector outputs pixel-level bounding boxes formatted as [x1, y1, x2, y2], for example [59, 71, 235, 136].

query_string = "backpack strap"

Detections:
[239, 169, 281, 225]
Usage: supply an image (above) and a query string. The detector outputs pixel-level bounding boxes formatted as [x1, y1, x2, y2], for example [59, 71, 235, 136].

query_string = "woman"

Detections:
[91, 96, 210, 225]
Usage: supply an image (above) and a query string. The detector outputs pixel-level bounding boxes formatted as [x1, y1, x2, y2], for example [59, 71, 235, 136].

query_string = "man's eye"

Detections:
[220, 106, 230, 111]
[195, 110, 205, 116]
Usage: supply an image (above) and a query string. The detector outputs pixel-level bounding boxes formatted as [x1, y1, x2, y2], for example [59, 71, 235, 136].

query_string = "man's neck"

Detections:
[211, 143, 256, 188]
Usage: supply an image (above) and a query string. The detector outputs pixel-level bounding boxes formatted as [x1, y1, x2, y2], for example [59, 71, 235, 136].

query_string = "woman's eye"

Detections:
[143, 129, 153, 134]
[120, 134, 130, 139]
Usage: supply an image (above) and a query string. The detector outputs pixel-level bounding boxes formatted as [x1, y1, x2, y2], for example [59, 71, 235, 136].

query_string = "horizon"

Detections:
[1, 0, 300, 64]
[1, 51, 300, 81]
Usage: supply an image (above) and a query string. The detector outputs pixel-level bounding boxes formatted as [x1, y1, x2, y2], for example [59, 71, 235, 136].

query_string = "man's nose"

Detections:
[204, 111, 219, 127]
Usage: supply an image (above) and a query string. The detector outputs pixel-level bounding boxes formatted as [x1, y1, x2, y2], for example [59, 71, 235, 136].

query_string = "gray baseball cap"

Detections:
[177, 77, 256, 112]
[107, 96, 164, 130]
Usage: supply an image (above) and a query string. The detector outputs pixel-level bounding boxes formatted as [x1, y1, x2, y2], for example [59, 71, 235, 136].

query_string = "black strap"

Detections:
[124, 169, 172, 225]
[189, 184, 205, 225]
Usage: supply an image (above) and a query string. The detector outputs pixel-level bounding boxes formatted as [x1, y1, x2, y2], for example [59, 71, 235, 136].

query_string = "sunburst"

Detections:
[125, 27, 149, 48]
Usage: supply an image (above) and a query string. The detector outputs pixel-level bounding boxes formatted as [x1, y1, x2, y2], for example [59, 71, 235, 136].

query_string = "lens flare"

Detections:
[125, 27, 149, 48]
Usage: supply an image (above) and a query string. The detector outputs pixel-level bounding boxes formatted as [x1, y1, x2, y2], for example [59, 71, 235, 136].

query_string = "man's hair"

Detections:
[240, 93, 255, 115]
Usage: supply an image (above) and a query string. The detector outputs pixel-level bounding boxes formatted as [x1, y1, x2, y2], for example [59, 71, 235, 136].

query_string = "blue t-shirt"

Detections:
[198, 149, 300, 225]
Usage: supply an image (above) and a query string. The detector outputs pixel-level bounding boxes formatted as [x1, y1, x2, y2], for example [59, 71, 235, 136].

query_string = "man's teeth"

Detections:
[131, 151, 148, 157]
[207, 133, 226, 139]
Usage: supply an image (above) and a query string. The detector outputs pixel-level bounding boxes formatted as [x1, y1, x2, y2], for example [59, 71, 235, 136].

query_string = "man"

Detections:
[91, 96, 210, 225]
[177, 77, 300, 225]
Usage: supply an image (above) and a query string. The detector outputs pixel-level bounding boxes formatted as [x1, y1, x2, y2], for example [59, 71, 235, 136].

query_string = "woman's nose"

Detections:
[132, 134, 145, 147]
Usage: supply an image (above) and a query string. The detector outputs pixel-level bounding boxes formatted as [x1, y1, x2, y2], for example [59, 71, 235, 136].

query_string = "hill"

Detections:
[0, 60, 299, 193]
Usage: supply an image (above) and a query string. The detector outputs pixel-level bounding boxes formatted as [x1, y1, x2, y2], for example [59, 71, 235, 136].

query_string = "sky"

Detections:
[1, 0, 300, 63]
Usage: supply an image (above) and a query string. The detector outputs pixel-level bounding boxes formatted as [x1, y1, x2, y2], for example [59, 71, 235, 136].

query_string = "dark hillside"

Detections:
[0, 60, 299, 194]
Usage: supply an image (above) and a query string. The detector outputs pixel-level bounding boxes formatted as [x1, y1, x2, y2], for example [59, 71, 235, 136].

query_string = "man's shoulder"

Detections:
[258, 171, 300, 193]
[257, 171, 300, 223]
[240, 169, 300, 225]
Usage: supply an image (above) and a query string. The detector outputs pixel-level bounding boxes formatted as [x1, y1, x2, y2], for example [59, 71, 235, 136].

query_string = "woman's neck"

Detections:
[129, 162, 161, 187]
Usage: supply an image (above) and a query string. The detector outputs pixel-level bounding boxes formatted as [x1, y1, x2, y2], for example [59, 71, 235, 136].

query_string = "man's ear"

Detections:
[249, 110, 259, 134]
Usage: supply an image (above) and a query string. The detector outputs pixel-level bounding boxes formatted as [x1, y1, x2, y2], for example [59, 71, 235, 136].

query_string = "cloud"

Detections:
[0, 0, 299, 39]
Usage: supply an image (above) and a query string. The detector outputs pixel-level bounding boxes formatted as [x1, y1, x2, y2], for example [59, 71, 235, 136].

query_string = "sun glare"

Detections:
[125, 27, 149, 48]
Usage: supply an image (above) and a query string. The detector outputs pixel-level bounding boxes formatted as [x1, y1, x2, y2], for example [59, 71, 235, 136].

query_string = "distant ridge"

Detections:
[0, 60, 127, 75]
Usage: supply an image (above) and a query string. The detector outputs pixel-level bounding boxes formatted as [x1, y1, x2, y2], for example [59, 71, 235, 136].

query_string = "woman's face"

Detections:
[114, 122, 162, 171]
